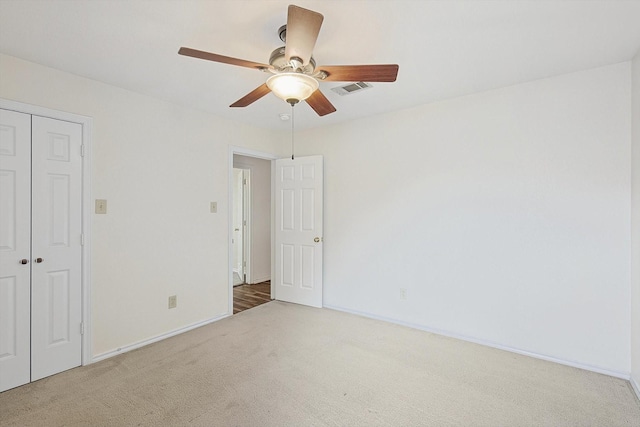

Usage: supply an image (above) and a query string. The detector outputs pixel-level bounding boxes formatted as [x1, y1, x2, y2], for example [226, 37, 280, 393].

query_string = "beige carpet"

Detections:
[1, 301, 639, 426]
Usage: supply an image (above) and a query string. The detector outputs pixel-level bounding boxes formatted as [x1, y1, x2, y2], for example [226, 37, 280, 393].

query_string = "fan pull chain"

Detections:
[290, 102, 295, 160]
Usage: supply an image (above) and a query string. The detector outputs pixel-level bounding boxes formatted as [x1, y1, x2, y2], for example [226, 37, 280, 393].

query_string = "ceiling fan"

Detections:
[178, 4, 399, 116]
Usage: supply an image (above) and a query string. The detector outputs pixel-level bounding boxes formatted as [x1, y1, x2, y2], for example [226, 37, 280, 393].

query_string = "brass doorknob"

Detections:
[20, 259, 29, 264]
[36, 257, 44, 263]
[314, 237, 320, 243]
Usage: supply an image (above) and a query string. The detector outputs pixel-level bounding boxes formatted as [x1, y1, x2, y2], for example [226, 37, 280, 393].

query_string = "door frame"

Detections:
[0, 98, 93, 366]
[228, 146, 278, 314]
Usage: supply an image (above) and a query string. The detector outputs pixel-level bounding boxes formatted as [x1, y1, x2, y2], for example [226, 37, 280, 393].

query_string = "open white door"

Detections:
[232, 168, 245, 283]
[274, 155, 323, 308]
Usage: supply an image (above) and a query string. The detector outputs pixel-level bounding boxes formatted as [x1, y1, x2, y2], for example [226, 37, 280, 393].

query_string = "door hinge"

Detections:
[80, 323, 85, 335]
[80, 145, 85, 157]
[80, 233, 85, 246]
[243, 261, 247, 267]
[243, 178, 247, 185]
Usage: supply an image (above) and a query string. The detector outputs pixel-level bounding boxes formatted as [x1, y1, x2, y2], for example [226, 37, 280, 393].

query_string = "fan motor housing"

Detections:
[269, 46, 316, 74]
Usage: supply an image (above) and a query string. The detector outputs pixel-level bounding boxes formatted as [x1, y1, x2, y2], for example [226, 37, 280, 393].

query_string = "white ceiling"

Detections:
[1, 0, 640, 131]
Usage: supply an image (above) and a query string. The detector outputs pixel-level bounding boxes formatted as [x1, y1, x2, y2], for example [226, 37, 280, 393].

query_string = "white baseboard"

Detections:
[91, 314, 230, 363]
[631, 376, 640, 401]
[249, 274, 270, 284]
[324, 304, 629, 380]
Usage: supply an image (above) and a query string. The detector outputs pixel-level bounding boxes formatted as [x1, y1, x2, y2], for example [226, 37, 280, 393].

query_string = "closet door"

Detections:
[0, 109, 32, 391]
[30, 116, 83, 381]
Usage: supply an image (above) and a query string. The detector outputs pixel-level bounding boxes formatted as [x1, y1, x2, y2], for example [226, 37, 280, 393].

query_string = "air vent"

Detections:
[331, 82, 373, 96]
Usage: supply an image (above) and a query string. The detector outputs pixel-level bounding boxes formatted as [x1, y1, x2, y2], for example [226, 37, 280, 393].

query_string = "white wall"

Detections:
[297, 63, 632, 374]
[0, 54, 285, 357]
[631, 51, 640, 392]
[233, 155, 271, 283]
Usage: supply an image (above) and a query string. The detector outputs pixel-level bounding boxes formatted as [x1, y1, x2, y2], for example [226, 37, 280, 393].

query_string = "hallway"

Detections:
[233, 281, 272, 314]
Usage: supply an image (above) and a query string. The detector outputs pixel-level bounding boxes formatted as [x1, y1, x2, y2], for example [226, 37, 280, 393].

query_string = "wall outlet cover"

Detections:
[168, 295, 177, 309]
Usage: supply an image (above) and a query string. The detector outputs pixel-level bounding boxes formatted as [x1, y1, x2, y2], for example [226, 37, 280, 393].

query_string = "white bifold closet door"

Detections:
[0, 109, 83, 392]
[0, 109, 31, 391]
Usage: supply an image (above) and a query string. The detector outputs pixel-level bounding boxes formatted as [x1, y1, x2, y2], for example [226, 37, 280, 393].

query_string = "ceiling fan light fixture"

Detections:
[267, 72, 318, 104]
[179, 5, 399, 115]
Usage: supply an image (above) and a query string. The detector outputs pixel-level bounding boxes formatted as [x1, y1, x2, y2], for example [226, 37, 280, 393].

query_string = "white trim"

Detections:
[324, 304, 631, 380]
[228, 146, 278, 316]
[243, 169, 251, 285]
[0, 98, 94, 366]
[0, 99, 91, 125]
[229, 146, 280, 161]
[80, 118, 93, 366]
[91, 314, 230, 363]
[271, 160, 275, 300]
[250, 274, 271, 284]
[632, 376, 640, 401]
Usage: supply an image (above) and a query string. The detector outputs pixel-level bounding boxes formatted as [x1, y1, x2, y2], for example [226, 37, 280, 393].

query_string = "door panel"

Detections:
[46, 270, 72, 345]
[274, 156, 323, 308]
[301, 245, 315, 288]
[0, 109, 31, 391]
[281, 188, 295, 230]
[31, 116, 82, 381]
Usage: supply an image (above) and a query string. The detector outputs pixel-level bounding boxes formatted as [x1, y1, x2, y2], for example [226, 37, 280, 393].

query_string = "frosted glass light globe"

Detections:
[266, 73, 319, 104]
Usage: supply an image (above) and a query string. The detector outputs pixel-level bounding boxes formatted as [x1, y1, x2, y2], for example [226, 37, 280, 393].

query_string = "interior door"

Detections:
[233, 168, 244, 282]
[274, 155, 323, 308]
[30, 115, 83, 381]
[0, 109, 32, 391]
[241, 169, 250, 284]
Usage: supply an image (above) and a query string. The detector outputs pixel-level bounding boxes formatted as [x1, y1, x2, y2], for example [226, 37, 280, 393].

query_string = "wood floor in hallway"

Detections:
[233, 281, 272, 314]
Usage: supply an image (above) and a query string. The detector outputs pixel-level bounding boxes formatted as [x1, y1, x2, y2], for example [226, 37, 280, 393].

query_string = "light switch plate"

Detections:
[210, 202, 217, 213]
[95, 199, 107, 214]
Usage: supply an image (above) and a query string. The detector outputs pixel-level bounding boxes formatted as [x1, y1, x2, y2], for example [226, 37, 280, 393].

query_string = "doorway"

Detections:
[229, 149, 275, 315]
[227, 148, 325, 313]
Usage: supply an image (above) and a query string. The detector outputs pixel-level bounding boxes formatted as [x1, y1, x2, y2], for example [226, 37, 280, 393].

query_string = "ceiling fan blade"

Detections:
[306, 89, 336, 116]
[230, 84, 272, 108]
[179, 47, 272, 71]
[317, 64, 399, 82]
[284, 5, 323, 66]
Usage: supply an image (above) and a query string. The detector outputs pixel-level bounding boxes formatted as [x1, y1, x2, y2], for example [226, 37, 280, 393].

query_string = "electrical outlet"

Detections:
[168, 295, 177, 309]
[95, 199, 107, 214]
[400, 288, 407, 301]
[210, 202, 217, 213]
